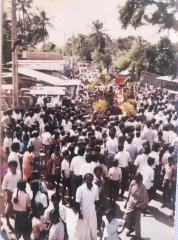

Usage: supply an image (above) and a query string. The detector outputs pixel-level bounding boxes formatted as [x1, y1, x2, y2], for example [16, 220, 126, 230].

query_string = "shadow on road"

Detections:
[119, 237, 151, 240]
[148, 206, 174, 227]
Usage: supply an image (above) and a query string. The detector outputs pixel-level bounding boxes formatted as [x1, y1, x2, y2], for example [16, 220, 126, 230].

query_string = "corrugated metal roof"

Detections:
[22, 51, 63, 60]
[18, 67, 81, 86]
[8, 59, 70, 71]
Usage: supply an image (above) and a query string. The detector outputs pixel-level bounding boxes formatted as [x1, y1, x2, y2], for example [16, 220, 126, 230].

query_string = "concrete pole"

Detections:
[0, 0, 3, 186]
[0, 0, 3, 103]
[173, 163, 178, 239]
[72, 33, 75, 78]
[12, 0, 19, 107]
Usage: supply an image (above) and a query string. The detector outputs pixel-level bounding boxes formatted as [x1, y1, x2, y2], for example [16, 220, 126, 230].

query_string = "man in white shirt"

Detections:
[61, 117, 72, 133]
[74, 173, 99, 240]
[48, 210, 65, 240]
[141, 157, 155, 202]
[114, 144, 131, 197]
[106, 129, 118, 168]
[95, 126, 102, 140]
[132, 131, 143, 153]
[44, 193, 66, 224]
[13, 109, 22, 122]
[28, 131, 43, 158]
[70, 146, 86, 200]
[149, 142, 160, 169]
[2, 161, 21, 231]
[41, 125, 52, 152]
[79, 153, 96, 178]
[30, 181, 48, 209]
[24, 112, 34, 128]
[124, 137, 137, 162]
[8, 142, 21, 171]
[61, 150, 72, 205]
[3, 131, 12, 156]
[142, 121, 155, 148]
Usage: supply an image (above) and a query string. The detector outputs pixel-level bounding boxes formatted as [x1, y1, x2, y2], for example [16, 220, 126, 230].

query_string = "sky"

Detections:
[5, 0, 178, 46]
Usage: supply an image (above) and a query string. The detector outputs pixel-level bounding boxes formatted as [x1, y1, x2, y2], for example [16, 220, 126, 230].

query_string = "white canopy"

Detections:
[156, 76, 178, 83]
[26, 86, 65, 96]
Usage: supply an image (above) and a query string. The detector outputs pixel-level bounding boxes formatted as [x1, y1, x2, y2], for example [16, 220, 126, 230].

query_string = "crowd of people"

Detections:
[0, 81, 177, 240]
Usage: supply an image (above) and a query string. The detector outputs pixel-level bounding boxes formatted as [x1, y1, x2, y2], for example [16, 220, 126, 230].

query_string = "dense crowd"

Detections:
[0, 82, 177, 240]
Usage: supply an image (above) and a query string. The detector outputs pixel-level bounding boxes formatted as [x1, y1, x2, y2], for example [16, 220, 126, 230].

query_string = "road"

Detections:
[0, 189, 174, 240]
[65, 191, 174, 240]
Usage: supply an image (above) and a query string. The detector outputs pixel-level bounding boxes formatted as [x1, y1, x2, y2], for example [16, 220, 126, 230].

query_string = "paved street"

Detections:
[65, 191, 174, 240]
[1, 189, 173, 240]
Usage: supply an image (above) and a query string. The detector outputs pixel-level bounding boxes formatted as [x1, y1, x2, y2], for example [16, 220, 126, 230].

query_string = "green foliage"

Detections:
[114, 38, 147, 75]
[114, 54, 131, 71]
[3, 0, 53, 63]
[147, 37, 176, 76]
[115, 36, 137, 51]
[42, 42, 57, 52]
[86, 79, 101, 91]
[113, 36, 176, 77]
[119, 0, 178, 31]
[100, 74, 110, 85]
[16, 0, 53, 49]
[64, 20, 112, 68]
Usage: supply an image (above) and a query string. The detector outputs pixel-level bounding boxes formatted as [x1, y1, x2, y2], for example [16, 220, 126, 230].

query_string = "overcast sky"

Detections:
[5, 0, 178, 46]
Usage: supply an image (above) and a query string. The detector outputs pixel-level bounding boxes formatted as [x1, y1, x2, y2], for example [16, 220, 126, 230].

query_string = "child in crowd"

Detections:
[49, 209, 65, 240]
[12, 180, 31, 240]
[32, 203, 48, 240]
[44, 192, 68, 239]
[102, 209, 125, 240]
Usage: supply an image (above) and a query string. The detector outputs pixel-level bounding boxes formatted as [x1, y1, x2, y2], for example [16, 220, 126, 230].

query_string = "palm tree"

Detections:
[89, 20, 106, 53]
[91, 20, 104, 33]
[16, 0, 33, 48]
[16, 1, 53, 49]
[34, 11, 54, 51]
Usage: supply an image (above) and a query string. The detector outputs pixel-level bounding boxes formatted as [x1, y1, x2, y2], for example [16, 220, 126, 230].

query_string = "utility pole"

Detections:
[0, 0, 3, 186]
[12, 0, 19, 107]
[0, 0, 3, 106]
[72, 33, 75, 78]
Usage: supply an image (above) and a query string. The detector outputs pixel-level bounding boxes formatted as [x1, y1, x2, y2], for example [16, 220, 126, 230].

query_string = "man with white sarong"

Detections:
[74, 173, 99, 240]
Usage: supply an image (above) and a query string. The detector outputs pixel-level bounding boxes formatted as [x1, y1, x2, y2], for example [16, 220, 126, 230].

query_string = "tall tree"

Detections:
[114, 37, 150, 79]
[16, 0, 33, 48]
[34, 11, 53, 51]
[89, 20, 106, 53]
[119, 0, 178, 32]
[147, 37, 176, 76]
[15, 0, 53, 50]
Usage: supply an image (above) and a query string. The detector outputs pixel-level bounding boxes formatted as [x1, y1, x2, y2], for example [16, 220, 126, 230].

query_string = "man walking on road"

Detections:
[74, 173, 99, 240]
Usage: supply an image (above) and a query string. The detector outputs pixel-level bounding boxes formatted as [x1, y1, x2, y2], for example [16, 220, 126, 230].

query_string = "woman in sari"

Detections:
[123, 173, 149, 240]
